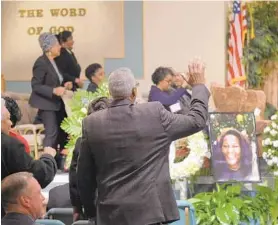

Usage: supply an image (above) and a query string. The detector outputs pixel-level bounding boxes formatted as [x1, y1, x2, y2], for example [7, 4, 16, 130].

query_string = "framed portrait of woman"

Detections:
[208, 112, 261, 182]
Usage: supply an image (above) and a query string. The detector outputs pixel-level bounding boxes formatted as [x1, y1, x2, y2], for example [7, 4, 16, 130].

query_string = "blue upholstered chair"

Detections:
[36, 219, 65, 225]
[44, 208, 73, 225]
[71, 220, 91, 225]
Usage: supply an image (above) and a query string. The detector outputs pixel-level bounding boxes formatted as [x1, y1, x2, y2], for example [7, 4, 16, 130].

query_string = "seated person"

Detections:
[148, 67, 189, 112]
[85, 63, 105, 93]
[1, 172, 46, 225]
[2, 97, 30, 154]
[2, 101, 57, 217]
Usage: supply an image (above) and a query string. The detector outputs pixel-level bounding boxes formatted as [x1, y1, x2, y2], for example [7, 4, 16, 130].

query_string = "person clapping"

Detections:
[29, 32, 71, 169]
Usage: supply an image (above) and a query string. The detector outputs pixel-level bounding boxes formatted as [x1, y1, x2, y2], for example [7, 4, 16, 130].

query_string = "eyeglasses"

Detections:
[164, 79, 172, 84]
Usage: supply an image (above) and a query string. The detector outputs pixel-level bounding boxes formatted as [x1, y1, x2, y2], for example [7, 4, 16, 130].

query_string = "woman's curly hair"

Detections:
[2, 96, 22, 127]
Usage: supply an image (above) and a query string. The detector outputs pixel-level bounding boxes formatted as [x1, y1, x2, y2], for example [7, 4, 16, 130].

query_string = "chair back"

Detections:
[36, 219, 65, 225]
[171, 200, 196, 225]
[45, 208, 74, 225]
[72, 220, 92, 225]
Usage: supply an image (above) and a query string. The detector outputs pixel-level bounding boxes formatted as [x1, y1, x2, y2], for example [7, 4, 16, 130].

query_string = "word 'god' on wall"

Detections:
[18, 8, 86, 35]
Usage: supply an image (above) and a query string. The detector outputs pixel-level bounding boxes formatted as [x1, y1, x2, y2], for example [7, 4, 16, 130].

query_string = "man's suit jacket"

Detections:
[77, 84, 210, 225]
[55, 48, 81, 91]
[29, 54, 62, 111]
[2, 213, 37, 225]
[87, 82, 98, 93]
[47, 183, 72, 210]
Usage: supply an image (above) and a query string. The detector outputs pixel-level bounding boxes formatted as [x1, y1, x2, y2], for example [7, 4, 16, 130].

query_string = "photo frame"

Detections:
[208, 112, 261, 183]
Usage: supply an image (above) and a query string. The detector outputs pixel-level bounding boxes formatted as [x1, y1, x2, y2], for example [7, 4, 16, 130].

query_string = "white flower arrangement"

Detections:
[262, 111, 278, 176]
[169, 131, 210, 181]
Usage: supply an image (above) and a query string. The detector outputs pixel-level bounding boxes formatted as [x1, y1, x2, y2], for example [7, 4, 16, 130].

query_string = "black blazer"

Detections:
[1, 133, 57, 217]
[29, 54, 63, 111]
[87, 82, 98, 93]
[77, 85, 210, 225]
[55, 48, 81, 91]
[1, 212, 37, 225]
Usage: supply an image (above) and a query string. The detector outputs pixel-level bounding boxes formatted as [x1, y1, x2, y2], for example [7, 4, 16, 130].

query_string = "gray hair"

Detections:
[151, 67, 175, 85]
[1, 172, 33, 210]
[108, 67, 136, 99]
[38, 32, 58, 52]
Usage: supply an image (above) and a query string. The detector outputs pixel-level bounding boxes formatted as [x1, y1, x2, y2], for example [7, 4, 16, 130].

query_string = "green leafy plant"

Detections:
[264, 103, 277, 120]
[188, 182, 278, 225]
[188, 183, 257, 225]
[60, 83, 110, 169]
[251, 184, 278, 225]
[244, 2, 278, 88]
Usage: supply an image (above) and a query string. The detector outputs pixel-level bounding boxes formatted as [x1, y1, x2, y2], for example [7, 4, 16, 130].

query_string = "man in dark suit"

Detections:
[2, 172, 47, 225]
[77, 59, 210, 225]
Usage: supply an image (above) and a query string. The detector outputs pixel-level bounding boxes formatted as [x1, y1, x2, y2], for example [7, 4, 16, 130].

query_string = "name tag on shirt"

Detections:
[169, 102, 181, 113]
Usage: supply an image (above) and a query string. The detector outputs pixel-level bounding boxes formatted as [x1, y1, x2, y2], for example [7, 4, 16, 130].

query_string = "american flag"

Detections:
[227, 1, 247, 86]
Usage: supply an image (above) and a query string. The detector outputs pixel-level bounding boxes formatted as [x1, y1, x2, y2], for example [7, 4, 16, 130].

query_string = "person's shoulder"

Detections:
[34, 55, 45, 63]
[2, 213, 34, 225]
[1, 132, 18, 145]
[134, 101, 164, 115]
[33, 55, 48, 68]
[87, 82, 97, 92]
[136, 101, 163, 109]
[1, 133, 25, 151]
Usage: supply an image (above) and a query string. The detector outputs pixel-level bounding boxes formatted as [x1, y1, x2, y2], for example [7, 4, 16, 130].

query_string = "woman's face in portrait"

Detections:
[221, 134, 241, 170]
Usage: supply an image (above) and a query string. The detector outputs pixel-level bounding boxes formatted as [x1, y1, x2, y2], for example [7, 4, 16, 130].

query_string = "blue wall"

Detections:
[104, 1, 143, 78]
[6, 1, 143, 93]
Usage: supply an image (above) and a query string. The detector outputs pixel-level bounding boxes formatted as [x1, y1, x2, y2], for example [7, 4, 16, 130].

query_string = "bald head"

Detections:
[1, 172, 33, 210]
[108, 67, 137, 100]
